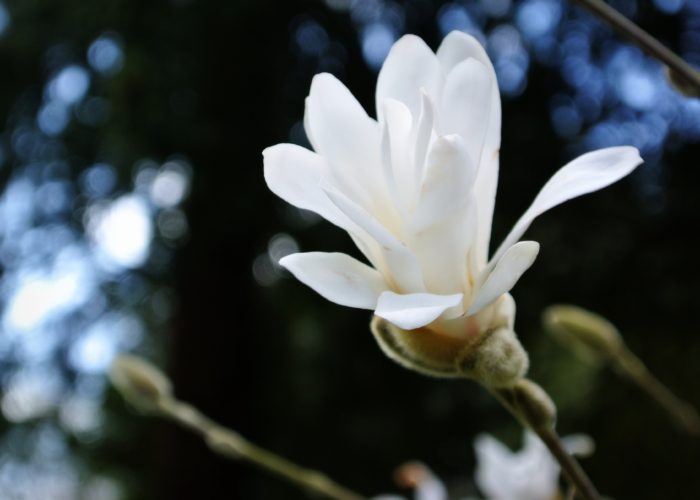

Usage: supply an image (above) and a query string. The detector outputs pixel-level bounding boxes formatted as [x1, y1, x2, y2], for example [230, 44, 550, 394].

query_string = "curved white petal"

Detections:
[322, 184, 426, 293]
[476, 432, 560, 500]
[410, 131, 478, 299]
[439, 58, 492, 165]
[437, 31, 502, 268]
[562, 434, 595, 458]
[474, 433, 522, 500]
[375, 291, 463, 330]
[263, 144, 351, 230]
[469, 241, 539, 314]
[279, 252, 388, 309]
[412, 91, 435, 187]
[490, 146, 643, 265]
[380, 98, 414, 211]
[264, 144, 388, 274]
[413, 134, 476, 231]
[304, 73, 383, 208]
[376, 34, 444, 122]
[410, 202, 477, 299]
[436, 31, 495, 76]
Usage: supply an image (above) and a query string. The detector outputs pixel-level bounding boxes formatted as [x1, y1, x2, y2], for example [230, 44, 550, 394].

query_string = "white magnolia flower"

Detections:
[474, 431, 594, 500]
[264, 31, 642, 335]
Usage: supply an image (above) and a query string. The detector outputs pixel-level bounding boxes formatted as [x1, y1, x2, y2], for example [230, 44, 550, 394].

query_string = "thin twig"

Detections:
[572, 0, 700, 94]
[157, 398, 366, 500]
[489, 386, 601, 500]
[535, 425, 599, 500]
[613, 350, 700, 436]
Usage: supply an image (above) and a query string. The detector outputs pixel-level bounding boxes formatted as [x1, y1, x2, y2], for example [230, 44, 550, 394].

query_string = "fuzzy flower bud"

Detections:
[371, 293, 527, 386]
[457, 327, 529, 388]
[110, 354, 172, 413]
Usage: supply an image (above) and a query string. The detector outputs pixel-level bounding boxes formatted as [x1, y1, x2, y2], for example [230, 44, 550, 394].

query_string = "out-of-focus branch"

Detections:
[572, 0, 700, 96]
[543, 305, 700, 436]
[110, 355, 366, 500]
[489, 379, 601, 500]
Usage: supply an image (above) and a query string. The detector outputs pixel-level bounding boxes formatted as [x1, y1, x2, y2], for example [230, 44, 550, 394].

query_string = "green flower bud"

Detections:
[542, 305, 623, 364]
[110, 354, 172, 413]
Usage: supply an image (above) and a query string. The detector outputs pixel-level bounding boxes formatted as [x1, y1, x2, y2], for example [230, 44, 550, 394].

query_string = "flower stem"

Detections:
[156, 398, 366, 500]
[534, 425, 599, 500]
[489, 382, 601, 500]
[571, 0, 700, 95]
[612, 349, 700, 436]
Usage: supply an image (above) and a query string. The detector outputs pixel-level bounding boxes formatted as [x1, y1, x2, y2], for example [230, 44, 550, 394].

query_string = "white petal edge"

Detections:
[413, 134, 476, 232]
[473, 434, 517, 500]
[468, 241, 539, 315]
[375, 291, 463, 330]
[490, 146, 643, 266]
[439, 58, 492, 166]
[263, 143, 350, 230]
[412, 90, 435, 187]
[562, 434, 595, 458]
[322, 182, 426, 293]
[304, 73, 383, 208]
[380, 98, 414, 212]
[279, 252, 388, 309]
[437, 31, 502, 268]
[437, 31, 495, 77]
[376, 34, 443, 123]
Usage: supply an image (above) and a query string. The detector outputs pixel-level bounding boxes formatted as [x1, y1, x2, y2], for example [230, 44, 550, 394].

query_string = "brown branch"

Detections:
[572, 0, 700, 96]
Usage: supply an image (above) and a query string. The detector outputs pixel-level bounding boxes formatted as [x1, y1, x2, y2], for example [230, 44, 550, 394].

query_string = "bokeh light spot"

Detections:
[361, 22, 396, 70]
[80, 163, 117, 198]
[49, 66, 90, 105]
[438, 3, 480, 37]
[295, 19, 330, 56]
[516, 0, 562, 39]
[37, 101, 70, 136]
[149, 161, 191, 208]
[653, 0, 685, 14]
[0, 3, 10, 36]
[87, 33, 124, 76]
[86, 194, 153, 270]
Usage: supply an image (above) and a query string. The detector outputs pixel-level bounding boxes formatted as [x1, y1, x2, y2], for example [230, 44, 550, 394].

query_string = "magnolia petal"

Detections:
[413, 134, 476, 231]
[468, 241, 539, 315]
[410, 124, 479, 299]
[376, 35, 444, 122]
[437, 31, 502, 268]
[279, 252, 388, 309]
[562, 434, 595, 458]
[412, 91, 435, 187]
[322, 184, 426, 293]
[473, 433, 523, 500]
[263, 143, 350, 230]
[410, 201, 477, 299]
[439, 58, 492, 171]
[305, 73, 383, 208]
[264, 144, 386, 273]
[490, 146, 643, 265]
[375, 291, 463, 330]
[380, 98, 415, 211]
[436, 31, 495, 76]
[474, 432, 558, 500]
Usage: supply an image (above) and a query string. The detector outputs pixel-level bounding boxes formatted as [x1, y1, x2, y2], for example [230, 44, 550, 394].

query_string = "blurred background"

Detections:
[0, 0, 699, 498]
